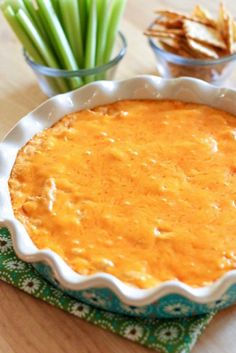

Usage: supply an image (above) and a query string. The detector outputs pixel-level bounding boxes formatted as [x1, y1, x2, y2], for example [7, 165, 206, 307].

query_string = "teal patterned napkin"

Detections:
[0, 227, 215, 353]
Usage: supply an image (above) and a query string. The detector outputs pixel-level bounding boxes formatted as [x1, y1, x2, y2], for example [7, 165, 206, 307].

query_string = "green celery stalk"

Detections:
[2, 0, 39, 28]
[50, 0, 61, 21]
[16, 8, 68, 92]
[23, 0, 49, 42]
[2, 0, 42, 31]
[2, 0, 127, 92]
[16, 8, 59, 68]
[86, 0, 91, 11]
[59, 0, 84, 68]
[1, 0, 28, 13]
[77, 0, 87, 51]
[3, 5, 64, 94]
[35, 6, 70, 94]
[36, 3, 63, 66]
[84, 0, 97, 83]
[37, 0, 82, 89]
[3, 5, 44, 65]
[35, 1, 75, 91]
[103, 0, 126, 64]
[96, 0, 103, 16]
[96, 0, 110, 67]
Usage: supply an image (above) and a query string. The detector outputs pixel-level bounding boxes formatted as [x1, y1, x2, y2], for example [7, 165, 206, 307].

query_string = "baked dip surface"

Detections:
[9, 100, 236, 288]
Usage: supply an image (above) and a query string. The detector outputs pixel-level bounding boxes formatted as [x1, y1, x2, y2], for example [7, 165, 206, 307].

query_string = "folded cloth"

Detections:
[0, 227, 215, 353]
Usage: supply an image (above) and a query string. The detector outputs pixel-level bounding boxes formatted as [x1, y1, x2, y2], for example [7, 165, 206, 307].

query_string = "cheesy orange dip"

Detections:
[9, 100, 236, 288]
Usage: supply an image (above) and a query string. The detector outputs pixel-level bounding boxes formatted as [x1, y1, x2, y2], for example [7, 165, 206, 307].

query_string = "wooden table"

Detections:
[1, 1, 236, 352]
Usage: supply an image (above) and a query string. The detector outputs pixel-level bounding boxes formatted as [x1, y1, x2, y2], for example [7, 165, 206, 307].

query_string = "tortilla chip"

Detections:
[187, 38, 219, 59]
[159, 37, 181, 49]
[150, 28, 184, 35]
[158, 40, 176, 54]
[162, 38, 196, 58]
[218, 1, 228, 38]
[144, 30, 181, 39]
[193, 5, 217, 27]
[148, 3, 233, 60]
[225, 15, 234, 54]
[176, 45, 194, 58]
[184, 19, 226, 49]
[161, 43, 192, 58]
[155, 10, 187, 20]
[155, 9, 215, 26]
[155, 17, 183, 29]
[151, 22, 184, 34]
[233, 20, 236, 42]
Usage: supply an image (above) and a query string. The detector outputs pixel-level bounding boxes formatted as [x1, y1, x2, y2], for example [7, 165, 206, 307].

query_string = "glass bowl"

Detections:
[24, 32, 127, 97]
[148, 30, 236, 85]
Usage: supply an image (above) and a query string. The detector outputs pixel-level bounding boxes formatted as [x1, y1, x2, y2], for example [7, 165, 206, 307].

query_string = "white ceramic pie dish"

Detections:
[1, 76, 236, 318]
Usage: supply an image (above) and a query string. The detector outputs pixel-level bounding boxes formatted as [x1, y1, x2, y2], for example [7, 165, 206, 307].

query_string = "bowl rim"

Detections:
[1, 75, 236, 306]
[148, 22, 236, 67]
[24, 31, 127, 78]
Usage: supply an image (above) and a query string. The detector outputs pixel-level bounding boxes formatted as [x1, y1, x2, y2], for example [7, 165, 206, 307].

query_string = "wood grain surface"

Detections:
[1, 1, 236, 352]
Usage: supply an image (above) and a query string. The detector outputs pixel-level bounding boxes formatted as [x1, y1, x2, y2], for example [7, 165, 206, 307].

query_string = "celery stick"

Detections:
[104, 0, 126, 64]
[16, 9, 59, 68]
[1, 0, 28, 13]
[3, 5, 44, 65]
[2, 0, 48, 47]
[23, 0, 49, 42]
[96, 0, 103, 16]
[37, 0, 82, 89]
[59, 0, 84, 68]
[16, 8, 68, 92]
[2, 0, 38, 27]
[36, 5, 62, 64]
[96, 0, 110, 67]
[35, 4, 70, 93]
[3, 6, 63, 94]
[50, 0, 61, 21]
[78, 0, 87, 49]
[84, 0, 97, 84]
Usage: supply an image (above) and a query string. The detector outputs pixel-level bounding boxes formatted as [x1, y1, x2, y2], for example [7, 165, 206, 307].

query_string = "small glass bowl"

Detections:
[148, 31, 236, 85]
[24, 32, 127, 97]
